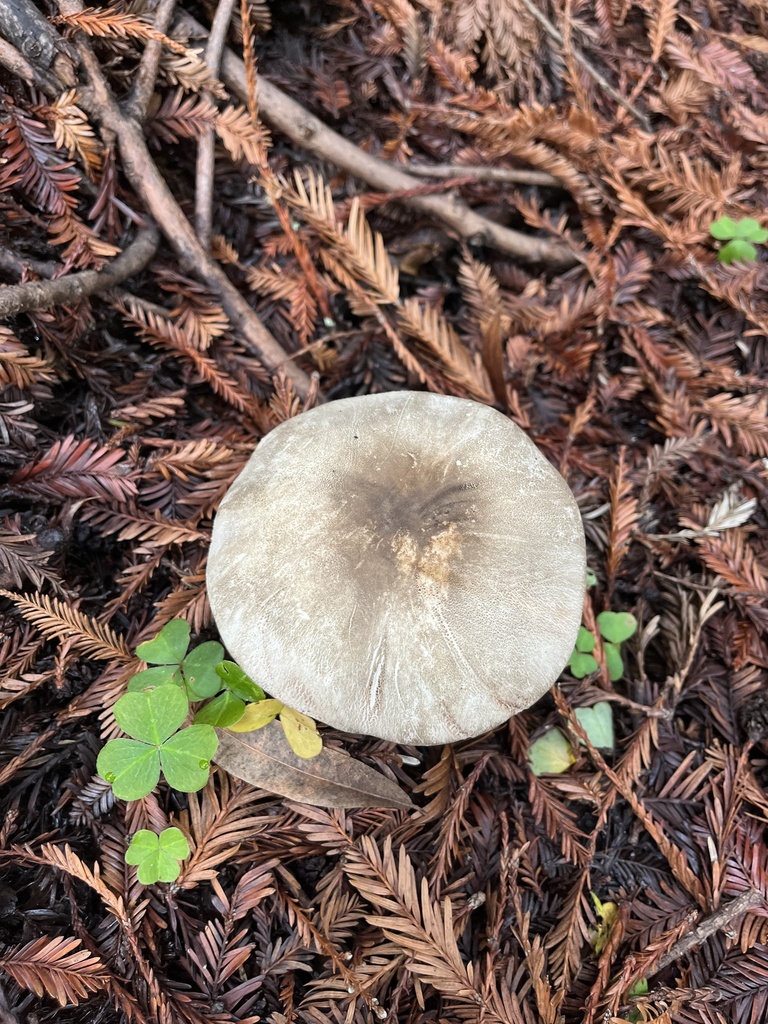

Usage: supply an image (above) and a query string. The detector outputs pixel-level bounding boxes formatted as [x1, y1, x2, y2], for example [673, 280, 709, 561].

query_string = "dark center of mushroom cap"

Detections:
[350, 475, 480, 586]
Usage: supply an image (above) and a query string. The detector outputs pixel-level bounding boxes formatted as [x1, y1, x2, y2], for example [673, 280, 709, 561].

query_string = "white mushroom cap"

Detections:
[207, 392, 586, 745]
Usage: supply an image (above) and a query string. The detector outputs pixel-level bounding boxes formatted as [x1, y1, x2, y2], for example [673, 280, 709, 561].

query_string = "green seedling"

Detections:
[98, 620, 325, 882]
[527, 701, 615, 776]
[568, 612, 638, 681]
[527, 727, 575, 776]
[97, 684, 218, 799]
[103, 620, 322, 805]
[709, 216, 768, 264]
[622, 978, 649, 1023]
[596, 611, 637, 681]
[125, 827, 190, 885]
[568, 625, 599, 678]
[128, 619, 224, 700]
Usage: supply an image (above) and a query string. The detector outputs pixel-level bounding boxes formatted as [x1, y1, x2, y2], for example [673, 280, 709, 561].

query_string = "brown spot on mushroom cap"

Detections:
[206, 392, 586, 745]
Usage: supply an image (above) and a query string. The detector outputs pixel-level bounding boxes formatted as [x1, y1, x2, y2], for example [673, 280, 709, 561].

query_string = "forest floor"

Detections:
[2, 1, 768, 1023]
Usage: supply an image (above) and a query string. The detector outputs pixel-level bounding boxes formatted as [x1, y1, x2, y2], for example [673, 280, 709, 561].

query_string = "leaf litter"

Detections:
[1, 0, 768, 1022]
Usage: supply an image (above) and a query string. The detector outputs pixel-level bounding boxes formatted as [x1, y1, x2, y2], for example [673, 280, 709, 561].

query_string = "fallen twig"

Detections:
[0, 249, 59, 281]
[125, 0, 177, 120]
[0, 34, 62, 92]
[0, 0, 76, 79]
[194, 0, 236, 251]
[174, 10, 577, 268]
[0, 224, 159, 317]
[56, 2, 314, 400]
[651, 888, 766, 974]
[405, 163, 560, 187]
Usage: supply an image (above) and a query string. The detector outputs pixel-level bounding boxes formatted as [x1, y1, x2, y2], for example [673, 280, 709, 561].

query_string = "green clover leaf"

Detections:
[527, 729, 575, 776]
[157, 826, 190, 859]
[568, 650, 599, 678]
[114, 686, 189, 745]
[127, 665, 183, 692]
[181, 641, 225, 700]
[194, 690, 245, 728]
[596, 612, 637, 644]
[136, 620, 191, 664]
[575, 702, 614, 750]
[160, 725, 218, 791]
[126, 827, 190, 885]
[730, 218, 767, 242]
[710, 217, 767, 263]
[604, 642, 625, 681]
[718, 238, 758, 264]
[125, 830, 160, 863]
[215, 661, 265, 702]
[709, 216, 740, 240]
[97, 739, 160, 800]
[575, 626, 596, 653]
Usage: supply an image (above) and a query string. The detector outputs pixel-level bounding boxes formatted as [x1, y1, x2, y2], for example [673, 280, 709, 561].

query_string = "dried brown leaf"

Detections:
[214, 722, 413, 809]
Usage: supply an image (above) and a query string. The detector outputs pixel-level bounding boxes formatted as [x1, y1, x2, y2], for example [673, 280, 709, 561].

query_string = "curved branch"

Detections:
[405, 164, 560, 187]
[0, 224, 159, 317]
[174, 11, 577, 268]
[194, 0, 236, 251]
[126, 0, 178, 121]
[69, 32, 314, 400]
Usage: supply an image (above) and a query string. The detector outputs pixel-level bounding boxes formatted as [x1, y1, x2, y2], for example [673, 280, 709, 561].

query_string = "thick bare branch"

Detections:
[125, 0, 177, 121]
[66, 28, 314, 399]
[174, 11, 577, 268]
[0, 225, 159, 317]
[194, 0, 236, 251]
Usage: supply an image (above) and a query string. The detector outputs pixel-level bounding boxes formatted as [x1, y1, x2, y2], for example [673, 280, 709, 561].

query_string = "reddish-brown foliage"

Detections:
[2, 0, 768, 1022]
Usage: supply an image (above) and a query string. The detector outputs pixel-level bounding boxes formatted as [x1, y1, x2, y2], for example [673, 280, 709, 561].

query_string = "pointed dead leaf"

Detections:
[214, 721, 413, 809]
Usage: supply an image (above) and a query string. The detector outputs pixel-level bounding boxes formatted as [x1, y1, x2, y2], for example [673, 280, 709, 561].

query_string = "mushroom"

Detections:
[206, 392, 586, 745]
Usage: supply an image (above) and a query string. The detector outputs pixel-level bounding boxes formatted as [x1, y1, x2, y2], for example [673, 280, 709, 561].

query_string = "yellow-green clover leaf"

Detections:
[126, 827, 190, 885]
[527, 729, 575, 776]
[227, 698, 323, 758]
[590, 892, 619, 954]
[596, 612, 637, 644]
[280, 707, 323, 758]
